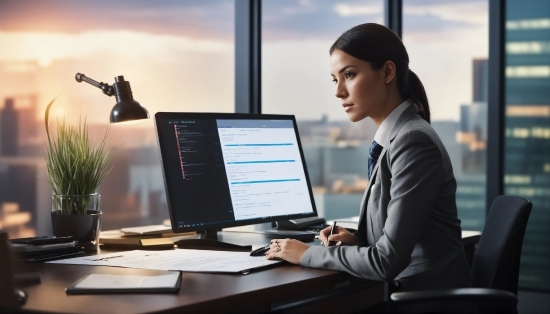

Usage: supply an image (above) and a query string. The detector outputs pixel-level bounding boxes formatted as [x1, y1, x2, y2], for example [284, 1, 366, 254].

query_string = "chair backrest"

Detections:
[471, 195, 532, 295]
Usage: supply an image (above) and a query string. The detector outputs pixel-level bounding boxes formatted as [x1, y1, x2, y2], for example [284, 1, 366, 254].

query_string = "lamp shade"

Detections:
[109, 76, 149, 123]
[110, 99, 149, 123]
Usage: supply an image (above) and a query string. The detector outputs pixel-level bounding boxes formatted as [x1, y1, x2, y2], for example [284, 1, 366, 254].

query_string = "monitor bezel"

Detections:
[155, 112, 318, 234]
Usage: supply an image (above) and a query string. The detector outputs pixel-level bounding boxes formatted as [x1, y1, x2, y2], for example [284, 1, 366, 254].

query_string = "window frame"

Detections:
[235, 0, 503, 216]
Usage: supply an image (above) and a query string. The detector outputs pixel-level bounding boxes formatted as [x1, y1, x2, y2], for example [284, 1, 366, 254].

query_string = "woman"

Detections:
[265, 23, 472, 308]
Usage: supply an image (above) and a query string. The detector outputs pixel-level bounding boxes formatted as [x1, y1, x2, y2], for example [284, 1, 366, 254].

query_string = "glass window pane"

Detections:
[505, 0, 550, 291]
[262, 0, 384, 221]
[403, 0, 489, 232]
[0, 0, 234, 237]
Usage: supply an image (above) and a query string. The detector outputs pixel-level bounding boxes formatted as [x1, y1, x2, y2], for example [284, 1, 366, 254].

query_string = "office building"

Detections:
[504, 0, 550, 291]
[0, 98, 19, 156]
[473, 59, 489, 103]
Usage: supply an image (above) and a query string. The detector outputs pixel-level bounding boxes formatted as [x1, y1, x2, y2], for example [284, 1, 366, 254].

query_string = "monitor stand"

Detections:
[173, 229, 252, 251]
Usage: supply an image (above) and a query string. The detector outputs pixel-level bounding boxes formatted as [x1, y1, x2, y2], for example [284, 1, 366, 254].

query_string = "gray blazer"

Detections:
[301, 103, 471, 292]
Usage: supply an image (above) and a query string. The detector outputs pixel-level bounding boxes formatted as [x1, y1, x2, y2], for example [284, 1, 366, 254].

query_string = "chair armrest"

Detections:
[391, 288, 517, 305]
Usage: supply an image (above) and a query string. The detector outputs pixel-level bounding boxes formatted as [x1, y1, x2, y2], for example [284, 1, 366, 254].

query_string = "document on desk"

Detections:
[47, 249, 282, 274]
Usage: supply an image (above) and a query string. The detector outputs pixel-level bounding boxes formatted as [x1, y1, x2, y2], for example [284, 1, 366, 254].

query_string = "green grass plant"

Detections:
[44, 98, 111, 214]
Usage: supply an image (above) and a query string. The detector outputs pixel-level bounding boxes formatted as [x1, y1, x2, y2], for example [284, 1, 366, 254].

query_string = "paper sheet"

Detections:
[48, 249, 281, 273]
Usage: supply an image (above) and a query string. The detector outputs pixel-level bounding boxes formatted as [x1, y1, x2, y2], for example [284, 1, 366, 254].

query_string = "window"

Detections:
[403, 0, 489, 231]
[504, 0, 550, 291]
[262, 0, 384, 220]
[0, 0, 234, 237]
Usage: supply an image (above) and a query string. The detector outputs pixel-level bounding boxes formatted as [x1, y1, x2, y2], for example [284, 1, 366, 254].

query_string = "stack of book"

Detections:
[9, 236, 82, 261]
[99, 225, 197, 249]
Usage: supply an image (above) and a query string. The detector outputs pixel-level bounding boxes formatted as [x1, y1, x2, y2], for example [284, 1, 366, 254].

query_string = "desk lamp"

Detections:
[75, 73, 149, 123]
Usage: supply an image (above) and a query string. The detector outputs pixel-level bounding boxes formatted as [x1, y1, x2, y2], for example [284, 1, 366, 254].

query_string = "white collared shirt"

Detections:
[373, 99, 412, 148]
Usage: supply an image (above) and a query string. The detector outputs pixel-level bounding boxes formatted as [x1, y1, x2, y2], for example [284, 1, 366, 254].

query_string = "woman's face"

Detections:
[330, 49, 388, 123]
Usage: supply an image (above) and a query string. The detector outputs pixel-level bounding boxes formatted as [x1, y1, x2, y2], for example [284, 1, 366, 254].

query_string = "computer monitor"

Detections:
[155, 112, 318, 248]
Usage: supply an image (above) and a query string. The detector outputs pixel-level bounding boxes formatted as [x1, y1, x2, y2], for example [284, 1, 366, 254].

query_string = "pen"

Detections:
[328, 221, 337, 247]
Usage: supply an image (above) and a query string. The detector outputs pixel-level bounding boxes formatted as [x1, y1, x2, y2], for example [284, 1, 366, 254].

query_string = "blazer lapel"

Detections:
[387, 102, 419, 145]
[357, 103, 419, 244]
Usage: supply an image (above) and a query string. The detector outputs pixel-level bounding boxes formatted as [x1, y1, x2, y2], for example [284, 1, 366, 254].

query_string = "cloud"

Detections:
[262, 0, 486, 42]
[0, 30, 232, 66]
[263, 0, 383, 41]
[0, 0, 234, 40]
[404, 1, 488, 26]
[333, 3, 383, 17]
[400, 1, 488, 44]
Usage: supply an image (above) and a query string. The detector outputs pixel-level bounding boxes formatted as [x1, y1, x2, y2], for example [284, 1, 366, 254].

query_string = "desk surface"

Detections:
[12, 223, 480, 313]
[13, 231, 382, 314]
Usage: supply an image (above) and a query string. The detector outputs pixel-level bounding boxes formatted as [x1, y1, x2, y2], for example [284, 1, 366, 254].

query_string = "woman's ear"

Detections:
[383, 60, 397, 84]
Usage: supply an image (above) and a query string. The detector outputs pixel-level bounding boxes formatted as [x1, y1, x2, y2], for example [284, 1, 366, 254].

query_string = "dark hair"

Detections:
[330, 23, 430, 123]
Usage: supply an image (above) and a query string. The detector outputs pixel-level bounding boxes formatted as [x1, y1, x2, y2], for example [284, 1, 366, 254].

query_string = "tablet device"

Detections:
[65, 271, 181, 294]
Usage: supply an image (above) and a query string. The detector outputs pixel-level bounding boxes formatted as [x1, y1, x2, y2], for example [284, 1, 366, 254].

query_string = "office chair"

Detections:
[391, 195, 533, 314]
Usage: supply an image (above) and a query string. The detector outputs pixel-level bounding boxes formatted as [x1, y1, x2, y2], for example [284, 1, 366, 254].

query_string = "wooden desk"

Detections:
[461, 230, 482, 268]
[12, 232, 384, 314]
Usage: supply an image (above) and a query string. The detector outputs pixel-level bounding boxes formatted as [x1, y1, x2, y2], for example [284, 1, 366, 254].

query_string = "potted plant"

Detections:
[44, 98, 111, 251]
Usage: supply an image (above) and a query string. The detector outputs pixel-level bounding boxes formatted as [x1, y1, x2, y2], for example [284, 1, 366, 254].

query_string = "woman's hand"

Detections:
[265, 239, 309, 265]
[319, 226, 357, 247]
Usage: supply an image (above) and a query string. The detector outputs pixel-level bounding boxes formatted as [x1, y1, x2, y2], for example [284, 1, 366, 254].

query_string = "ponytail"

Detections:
[330, 23, 431, 124]
[405, 70, 430, 123]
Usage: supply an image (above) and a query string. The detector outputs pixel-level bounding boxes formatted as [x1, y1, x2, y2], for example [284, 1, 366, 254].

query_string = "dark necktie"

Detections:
[368, 140, 383, 180]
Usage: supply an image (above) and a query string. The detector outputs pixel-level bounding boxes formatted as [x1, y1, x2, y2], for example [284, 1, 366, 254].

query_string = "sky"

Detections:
[261, 0, 488, 121]
[0, 0, 488, 124]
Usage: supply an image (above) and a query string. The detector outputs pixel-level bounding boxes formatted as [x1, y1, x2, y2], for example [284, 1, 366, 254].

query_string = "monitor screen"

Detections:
[155, 112, 317, 234]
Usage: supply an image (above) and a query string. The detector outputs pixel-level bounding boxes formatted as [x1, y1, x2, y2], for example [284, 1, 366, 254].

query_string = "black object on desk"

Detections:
[250, 244, 271, 256]
[275, 217, 327, 230]
[15, 247, 83, 262]
[9, 236, 83, 262]
[10, 236, 74, 245]
[0, 231, 27, 309]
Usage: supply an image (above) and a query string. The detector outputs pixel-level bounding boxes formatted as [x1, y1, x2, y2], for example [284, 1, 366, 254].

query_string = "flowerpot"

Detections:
[51, 193, 102, 251]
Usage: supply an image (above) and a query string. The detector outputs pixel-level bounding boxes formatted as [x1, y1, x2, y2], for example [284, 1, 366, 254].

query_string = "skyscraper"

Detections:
[0, 98, 19, 156]
[505, 0, 550, 290]
[473, 59, 489, 103]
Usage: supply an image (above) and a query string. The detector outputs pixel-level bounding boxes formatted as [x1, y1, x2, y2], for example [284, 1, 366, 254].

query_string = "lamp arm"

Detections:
[74, 72, 149, 123]
[75, 73, 114, 96]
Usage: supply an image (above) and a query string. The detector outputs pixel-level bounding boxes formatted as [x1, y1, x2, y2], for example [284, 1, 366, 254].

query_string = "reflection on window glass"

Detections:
[262, 0, 384, 220]
[403, 0, 488, 231]
[505, 0, 550, 291]
[0, 0, 234, 237]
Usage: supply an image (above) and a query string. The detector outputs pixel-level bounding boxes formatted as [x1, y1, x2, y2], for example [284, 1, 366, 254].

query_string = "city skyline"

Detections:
[0, 0, 488, 122]
[0, 54, 489, 238]
[0, 0, 489, 239]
